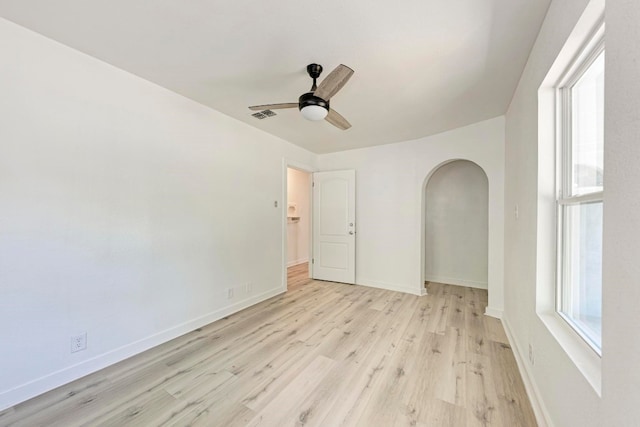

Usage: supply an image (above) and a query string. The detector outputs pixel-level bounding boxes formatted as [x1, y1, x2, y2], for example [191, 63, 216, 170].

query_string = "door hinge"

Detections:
[312, 181, 315, 187]
[312, 258, 314, 264]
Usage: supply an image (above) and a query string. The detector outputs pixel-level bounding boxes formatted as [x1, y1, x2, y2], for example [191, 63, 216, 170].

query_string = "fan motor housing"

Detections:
[307, 63, 323, 79]
[298, 92, 329, 111]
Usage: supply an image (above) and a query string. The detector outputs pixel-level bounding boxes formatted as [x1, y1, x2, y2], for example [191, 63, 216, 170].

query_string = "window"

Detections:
[537, 5, 604, 392]
[557, 37, 604, 353]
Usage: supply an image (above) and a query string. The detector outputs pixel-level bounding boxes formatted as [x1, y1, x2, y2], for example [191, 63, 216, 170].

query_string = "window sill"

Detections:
[538, 311, 601, 396]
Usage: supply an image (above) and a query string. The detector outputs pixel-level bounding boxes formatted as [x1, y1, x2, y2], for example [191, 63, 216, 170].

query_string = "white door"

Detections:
[312, 170, 356, 284]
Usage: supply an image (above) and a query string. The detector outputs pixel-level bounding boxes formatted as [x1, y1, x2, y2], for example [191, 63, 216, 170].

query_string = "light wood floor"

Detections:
[0, 266, 536, 426]
[287, 262, 312, 290]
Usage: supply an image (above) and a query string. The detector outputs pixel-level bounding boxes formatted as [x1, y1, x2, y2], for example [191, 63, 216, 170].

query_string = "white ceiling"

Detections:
[0, 0, 550, 153]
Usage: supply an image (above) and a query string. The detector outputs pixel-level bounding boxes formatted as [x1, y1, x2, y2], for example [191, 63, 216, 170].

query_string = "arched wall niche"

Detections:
[419, 156, 502, 318]
[423, 160, 489, 290]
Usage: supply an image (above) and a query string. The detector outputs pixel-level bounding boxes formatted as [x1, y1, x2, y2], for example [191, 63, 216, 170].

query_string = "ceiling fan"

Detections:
[249, 63, 354, 130]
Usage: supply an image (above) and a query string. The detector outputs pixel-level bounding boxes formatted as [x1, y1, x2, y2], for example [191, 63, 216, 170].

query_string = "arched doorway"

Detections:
[424, 160, 489, 290]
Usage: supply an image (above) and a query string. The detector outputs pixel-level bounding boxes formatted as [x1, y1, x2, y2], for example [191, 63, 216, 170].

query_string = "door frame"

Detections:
[281, 159, 316, 290]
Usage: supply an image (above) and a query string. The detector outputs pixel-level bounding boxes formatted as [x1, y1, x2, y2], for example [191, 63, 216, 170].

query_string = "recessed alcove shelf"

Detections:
[287, 202, 300, 223]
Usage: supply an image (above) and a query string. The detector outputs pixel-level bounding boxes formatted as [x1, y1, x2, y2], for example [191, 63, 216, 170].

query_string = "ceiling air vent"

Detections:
[251, 110, 277, 120]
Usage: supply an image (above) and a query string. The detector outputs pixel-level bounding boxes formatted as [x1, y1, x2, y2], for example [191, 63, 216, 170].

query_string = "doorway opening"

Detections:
[423, 160, 489, 292]
[286, 167, 312, 290]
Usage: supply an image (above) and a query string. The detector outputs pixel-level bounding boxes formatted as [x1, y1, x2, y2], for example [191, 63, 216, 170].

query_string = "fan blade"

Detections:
[325, 109, 351, 130]
[314, 64, 354, 101]
[249, 103, 298, 111]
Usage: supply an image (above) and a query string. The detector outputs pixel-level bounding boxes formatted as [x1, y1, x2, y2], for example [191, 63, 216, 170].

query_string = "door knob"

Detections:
[349, 231, 354, 235]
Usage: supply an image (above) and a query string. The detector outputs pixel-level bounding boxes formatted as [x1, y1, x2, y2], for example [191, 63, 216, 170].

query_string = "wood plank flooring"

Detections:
[0, 266, 536, 426]
[287, 262, 311, 290]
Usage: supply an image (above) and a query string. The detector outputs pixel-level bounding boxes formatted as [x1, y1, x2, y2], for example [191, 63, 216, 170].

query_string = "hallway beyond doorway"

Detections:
[287, 262, 311, 290]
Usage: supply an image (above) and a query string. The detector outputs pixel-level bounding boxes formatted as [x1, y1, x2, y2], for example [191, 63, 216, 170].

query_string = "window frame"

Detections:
[536, 2, 604, 394]
[554, 30, 605, 356]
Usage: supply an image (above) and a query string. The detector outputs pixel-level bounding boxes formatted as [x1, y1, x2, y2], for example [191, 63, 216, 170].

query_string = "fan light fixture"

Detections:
[300, 104, 328, 121]
[298, 92, 329, 121]
[248, 63, 354, 130]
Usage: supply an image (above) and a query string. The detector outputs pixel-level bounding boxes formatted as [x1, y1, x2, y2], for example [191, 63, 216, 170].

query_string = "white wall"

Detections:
[0, 18, 316, 410]
[500, 0, 640, 425]
[425, 160, 488, 289]
[286, 168, 310, 266]
[602, 1, 640, 425]
[317, 117, 505, 314]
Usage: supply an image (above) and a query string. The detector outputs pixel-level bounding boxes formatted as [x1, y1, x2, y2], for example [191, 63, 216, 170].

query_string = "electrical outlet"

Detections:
[246, 282, 252, 294]
[71, 333, 87, 353]
[528, 343, 534, 365]
[227, 288, 234, 299]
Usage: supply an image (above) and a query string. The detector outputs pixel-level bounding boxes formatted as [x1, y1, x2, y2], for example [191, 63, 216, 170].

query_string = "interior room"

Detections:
[1, 0, 639, 425]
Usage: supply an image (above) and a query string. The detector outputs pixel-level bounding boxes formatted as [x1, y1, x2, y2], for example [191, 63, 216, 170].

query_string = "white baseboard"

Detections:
[356, 278, 425, 296]
[287, 258, 308, 267]
[501, 316, 554, 427]
[424, 274, 488, 290]
[484, 306, 503, 319]
[0, 287, 286, 411]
